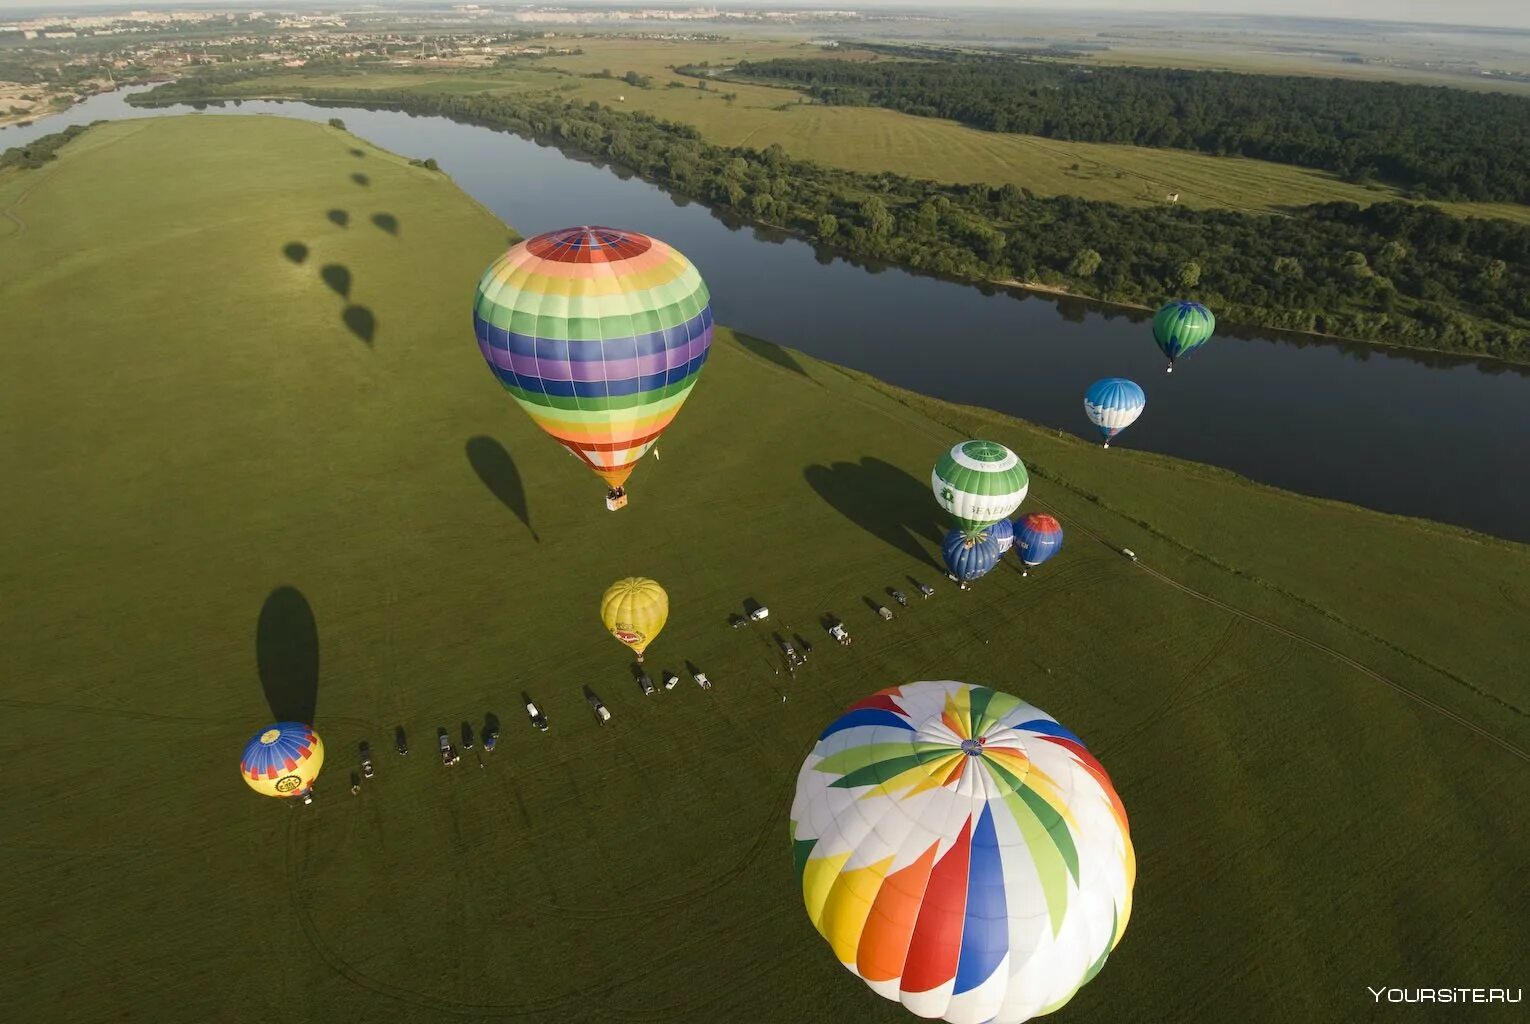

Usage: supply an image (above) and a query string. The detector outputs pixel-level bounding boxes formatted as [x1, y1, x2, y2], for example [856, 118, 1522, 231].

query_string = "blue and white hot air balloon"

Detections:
[987, 517, 1014, 555]
[1083, 378, 1146, 449]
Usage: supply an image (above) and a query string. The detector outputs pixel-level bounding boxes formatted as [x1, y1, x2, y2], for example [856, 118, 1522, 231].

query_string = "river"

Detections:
[6, 87, 1528, 541]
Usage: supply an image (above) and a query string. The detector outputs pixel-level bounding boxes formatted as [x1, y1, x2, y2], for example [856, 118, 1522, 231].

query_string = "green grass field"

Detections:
[2, 116, 1527, 1023]
[170, 50, 1530, 224]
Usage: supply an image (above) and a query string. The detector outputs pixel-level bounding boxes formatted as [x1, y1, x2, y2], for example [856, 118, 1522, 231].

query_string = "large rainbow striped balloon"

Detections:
[472, 226, 713, 495]
[791, 682, 1135, 1024]
[240, 722, 324, 799]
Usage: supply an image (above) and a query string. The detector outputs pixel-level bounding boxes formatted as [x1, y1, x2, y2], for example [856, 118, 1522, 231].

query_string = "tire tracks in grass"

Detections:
[282, 737, 812, 1018]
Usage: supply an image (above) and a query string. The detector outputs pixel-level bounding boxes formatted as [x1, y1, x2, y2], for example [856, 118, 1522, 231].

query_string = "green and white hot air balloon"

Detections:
[932, 440, 1029, 537]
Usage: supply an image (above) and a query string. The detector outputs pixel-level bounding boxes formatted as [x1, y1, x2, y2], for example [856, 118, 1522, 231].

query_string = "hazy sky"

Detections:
[0, 1, 1526, 31]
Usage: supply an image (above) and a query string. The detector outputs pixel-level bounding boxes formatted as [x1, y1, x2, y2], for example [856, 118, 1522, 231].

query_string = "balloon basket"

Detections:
[605, 492, 629, 512]
[1165, 365, 1174, 373]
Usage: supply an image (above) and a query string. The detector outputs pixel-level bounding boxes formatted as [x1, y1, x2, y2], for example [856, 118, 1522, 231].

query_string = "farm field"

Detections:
[151, 44, 1530, 224]
[1, 116, 1527, 1024]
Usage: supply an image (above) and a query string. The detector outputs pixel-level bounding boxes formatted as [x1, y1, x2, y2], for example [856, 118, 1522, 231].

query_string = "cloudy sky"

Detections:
[0, 1, 1525, 30]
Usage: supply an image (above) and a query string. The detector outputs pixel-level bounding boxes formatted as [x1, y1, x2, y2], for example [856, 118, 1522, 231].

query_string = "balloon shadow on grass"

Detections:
[282, 242, 309, 264]
[733, 331, 807, 377]
[466, 436, 538, 540]
[351, 172, 370, 187]
[321, 263, 351, 298]
[343, 306, 375, 345]
[803, 458, 943, 570]
[327, 208, 349, 228]
[256, 586, 319, 724]
[371, 212, 398, 235]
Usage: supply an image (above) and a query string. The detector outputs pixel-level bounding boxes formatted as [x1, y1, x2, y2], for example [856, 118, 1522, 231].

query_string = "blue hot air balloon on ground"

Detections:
[941, 527, 1000, 588]
[987, 517, 1014, 555]
[1014, 513, 1065, 576]
[1084, 378, 1146, 448]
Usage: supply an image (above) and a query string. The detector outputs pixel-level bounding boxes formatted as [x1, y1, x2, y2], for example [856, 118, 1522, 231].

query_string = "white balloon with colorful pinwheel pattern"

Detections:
[791, 681, 1134, 1024]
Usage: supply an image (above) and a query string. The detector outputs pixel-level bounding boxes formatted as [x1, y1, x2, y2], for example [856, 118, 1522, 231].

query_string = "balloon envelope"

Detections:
[241, 722, 324, 798]
[792, 681, 1135, 1024]
[1014, 513, 1064, 568]
[987, 517, 1014, 554]
[1151, 300, 1215, 364]
[1083, 378, 1145, 442]
[600, 577, 669, 658]
[932, 440, 1029, 535]
[941, 527, 1000, 582]
[473, 226, 713, 491]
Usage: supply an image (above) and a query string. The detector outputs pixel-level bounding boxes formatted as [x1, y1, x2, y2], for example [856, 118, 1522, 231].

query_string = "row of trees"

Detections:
[727, 52, 1530, 203]
[132, 79, 1530, 362]
[0, 122, 94, 171]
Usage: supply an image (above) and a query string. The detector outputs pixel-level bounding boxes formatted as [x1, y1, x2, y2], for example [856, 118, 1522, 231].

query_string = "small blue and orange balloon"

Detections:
[1014, 513, 1064, 576]
[241, 722, 324, 799]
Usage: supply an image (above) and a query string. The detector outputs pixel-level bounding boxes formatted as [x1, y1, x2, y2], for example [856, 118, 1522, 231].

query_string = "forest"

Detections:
[723, 51, 1530, 204]
[134, 75, 1530, 362]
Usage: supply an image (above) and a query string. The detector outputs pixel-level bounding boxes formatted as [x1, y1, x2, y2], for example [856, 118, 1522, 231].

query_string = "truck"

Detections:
[438, 729, 460, 767]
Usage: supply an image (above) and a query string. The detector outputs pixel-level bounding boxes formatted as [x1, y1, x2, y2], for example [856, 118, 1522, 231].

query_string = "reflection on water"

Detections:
[6, 87, 1528, 541]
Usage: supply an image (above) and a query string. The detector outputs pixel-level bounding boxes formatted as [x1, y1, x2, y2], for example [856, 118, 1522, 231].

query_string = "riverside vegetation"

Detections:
[133, 71, 1530, 362]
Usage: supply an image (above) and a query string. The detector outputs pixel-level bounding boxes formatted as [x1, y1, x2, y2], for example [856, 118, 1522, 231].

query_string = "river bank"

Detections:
[7, 89, 1530, 540]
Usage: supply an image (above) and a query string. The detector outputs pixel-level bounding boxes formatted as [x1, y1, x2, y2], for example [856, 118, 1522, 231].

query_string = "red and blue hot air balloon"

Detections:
[942, 527, 1000, 586]
[1014, 513, 1064, 576]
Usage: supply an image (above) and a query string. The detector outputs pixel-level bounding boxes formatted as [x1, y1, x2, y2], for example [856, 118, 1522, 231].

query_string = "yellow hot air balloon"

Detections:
[600, 577, 668, 662]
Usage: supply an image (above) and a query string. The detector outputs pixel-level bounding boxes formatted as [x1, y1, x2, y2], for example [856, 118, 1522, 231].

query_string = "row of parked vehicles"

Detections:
[387, 668, 716, 768]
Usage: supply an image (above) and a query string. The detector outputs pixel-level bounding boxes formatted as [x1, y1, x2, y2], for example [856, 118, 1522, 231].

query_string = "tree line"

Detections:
[724, 52, 1530, 204]
[132, 77, 1529, 362]
[0, 122, 94, 171]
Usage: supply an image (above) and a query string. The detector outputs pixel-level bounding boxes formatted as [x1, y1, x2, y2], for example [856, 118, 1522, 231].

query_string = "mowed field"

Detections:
[1, 116, 1528, 1024]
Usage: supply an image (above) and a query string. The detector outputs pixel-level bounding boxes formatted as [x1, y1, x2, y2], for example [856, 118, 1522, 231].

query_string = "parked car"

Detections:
[662, 672, 680, 691]
[693, 670, 712, 690]
[359, 741, 375, 779]
[525, 700, 549, 731]
[483, 726, 499, 752]
[637, 672, 655, 696]
[461, 722, 474, 749]
[438, 729, 460, 767]
[876, 605, 894, 621]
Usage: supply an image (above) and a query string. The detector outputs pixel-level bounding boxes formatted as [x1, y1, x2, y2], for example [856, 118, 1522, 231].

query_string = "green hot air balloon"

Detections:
[932, 440, 1029, 537]
[1151, 300, 1215, 372]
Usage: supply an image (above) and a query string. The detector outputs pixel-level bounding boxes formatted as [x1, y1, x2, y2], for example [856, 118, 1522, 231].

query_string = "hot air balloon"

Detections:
[600, 577, 668, 662]
[791, 681, 1134, 1024]
[241, 722, 324, 800]
[941, 528, 1000, 586]
[987, 518, 1014, 555]
[472, 226, 713, 511]
[932, 441, 1029, 536]
[1083, 378, 1145, 449]
[1014, 513, 1063, 576]
[1151, 300, 1214, 372]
